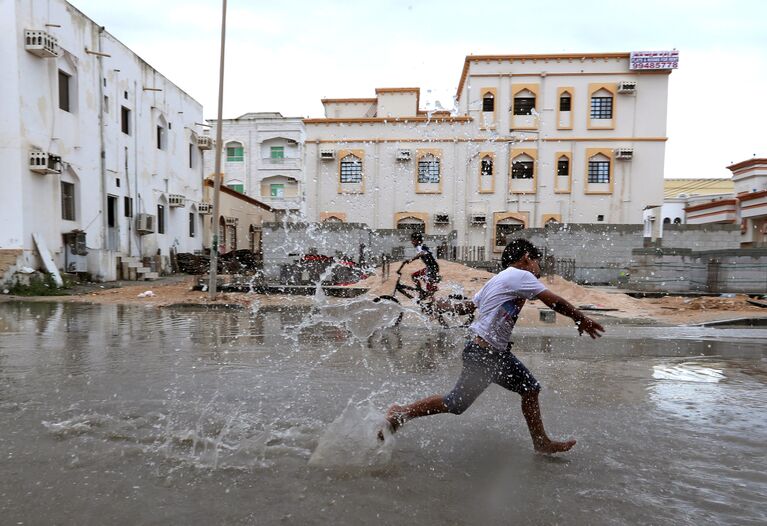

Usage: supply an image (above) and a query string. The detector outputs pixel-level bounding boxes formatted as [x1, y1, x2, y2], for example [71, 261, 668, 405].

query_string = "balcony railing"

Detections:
[261, 157, 300, 168]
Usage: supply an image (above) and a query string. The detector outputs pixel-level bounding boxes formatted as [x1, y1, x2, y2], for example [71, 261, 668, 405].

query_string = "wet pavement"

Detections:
[0, 301, 765, 525]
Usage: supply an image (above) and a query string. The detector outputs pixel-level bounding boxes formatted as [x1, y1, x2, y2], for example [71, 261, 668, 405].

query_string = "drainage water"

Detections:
[0, 301, 765, 525]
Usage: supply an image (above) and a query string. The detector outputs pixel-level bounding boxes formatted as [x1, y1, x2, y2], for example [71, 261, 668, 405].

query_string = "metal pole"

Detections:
[208, 0, 227, 299]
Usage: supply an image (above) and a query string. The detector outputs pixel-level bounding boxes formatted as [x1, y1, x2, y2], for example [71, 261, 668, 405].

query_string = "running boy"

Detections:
[383, 239, 604, 454]
[398, 232, 441, 294]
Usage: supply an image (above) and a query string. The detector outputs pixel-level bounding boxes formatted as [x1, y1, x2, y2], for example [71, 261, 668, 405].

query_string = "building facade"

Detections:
[0, 0, 211, 283]
[683, 158, 767, 247]
[204, 112, 305, 218]
[304, 53, 673, 256]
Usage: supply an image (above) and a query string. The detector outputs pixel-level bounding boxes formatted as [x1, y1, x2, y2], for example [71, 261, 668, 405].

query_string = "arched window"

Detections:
[559, 92, 571, 112]
[673, 217, 682, 224]
[340, 154, 362, 183]
[323, 215, 344, 223]
[482, 92, 495, 112]
[513, 89, 536, 115]
[587, 153, 611, 184]
[396, 216, 425, 233]
[226, 141, 244, 162]
[511, 153, 534, 179]
[481, 155, 493, 176]
[495, 217, 525, 247]
[227, 179, 244, 193]
[557, 155, 570, 177]
[663, 217, 671, 224]
[590, 89, 613, 120]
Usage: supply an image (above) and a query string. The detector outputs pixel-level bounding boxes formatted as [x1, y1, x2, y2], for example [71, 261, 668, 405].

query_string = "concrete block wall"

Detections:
[661, 224, 740, 251]
[628, 248, 767, 293]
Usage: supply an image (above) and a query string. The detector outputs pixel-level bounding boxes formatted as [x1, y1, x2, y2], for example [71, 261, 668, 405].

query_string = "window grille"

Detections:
[557, 159, 569, 176]
[588, 160, 610, 183]
[481, 158, 493, 176]
[340, 155, 363, 183]
[418, 156, 440, 183]
[513, 97, 535, 115]
[590, 96, 613, 119]
[482, 95, 494, 112]
[226, 145, 244, 162]
[559, 95, 571, 112]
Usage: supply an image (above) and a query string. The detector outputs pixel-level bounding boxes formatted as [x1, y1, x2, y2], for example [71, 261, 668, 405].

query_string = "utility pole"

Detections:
[208, 0, 227, 299]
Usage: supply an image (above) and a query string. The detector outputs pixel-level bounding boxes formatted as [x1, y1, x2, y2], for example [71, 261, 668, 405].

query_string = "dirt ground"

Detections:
[4, 259, 765, 326]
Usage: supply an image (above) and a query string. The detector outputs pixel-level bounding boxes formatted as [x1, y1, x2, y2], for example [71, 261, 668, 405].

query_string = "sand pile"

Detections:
[649, 295, 765, 312]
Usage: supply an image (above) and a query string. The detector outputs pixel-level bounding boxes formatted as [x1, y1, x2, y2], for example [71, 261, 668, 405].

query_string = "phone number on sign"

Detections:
[631, 62, 678, 69]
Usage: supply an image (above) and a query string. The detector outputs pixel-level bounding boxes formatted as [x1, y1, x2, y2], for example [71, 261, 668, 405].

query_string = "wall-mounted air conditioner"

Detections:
[614, 148, 634, 160]
[197, 135, 214, 150]
[319, 148, 335, 160]
[29, 151, 61, 174]
[470, 214, 487, 225]
[24, 30, 59, 58]
[224, 216, 237, 226]
[434, 213, 450, 225]
[168, 194, 185, 207]
[197, 202, 212, 214]
[396, 149, 412, 161]
[136, 213, 156, 234]
[617, 81, 637, 94]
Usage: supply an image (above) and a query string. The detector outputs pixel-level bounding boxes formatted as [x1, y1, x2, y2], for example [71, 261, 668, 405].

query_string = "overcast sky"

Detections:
[70, 0, 767, 179]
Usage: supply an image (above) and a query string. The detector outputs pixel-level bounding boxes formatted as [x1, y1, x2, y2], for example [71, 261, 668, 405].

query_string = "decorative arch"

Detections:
[394, 211, 428, 233]
[584, 148, 614, 195]
[588, 82, 616, 130]
[556, 86, 574, 130]
[480, 87, 497, 129]
[320, 211, 347, 222]
[492, 212, 528, 252]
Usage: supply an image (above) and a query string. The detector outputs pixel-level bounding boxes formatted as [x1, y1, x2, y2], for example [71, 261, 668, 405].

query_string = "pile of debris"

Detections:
[175, 250, 262, 275]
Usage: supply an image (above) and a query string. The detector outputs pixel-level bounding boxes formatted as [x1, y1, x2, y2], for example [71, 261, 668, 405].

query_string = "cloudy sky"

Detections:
[70, 0, 766, 179]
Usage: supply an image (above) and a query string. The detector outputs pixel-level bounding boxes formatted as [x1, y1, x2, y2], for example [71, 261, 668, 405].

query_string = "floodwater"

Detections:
[0, 301, 765, 525]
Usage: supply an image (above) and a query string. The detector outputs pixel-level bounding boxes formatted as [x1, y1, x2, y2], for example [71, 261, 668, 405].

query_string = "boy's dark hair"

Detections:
[501, 239, 542, 268]
[410, 232, 423, 244]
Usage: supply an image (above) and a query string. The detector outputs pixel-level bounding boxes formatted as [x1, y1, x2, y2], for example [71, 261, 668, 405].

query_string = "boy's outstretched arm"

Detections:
[535, 290, 605, 338]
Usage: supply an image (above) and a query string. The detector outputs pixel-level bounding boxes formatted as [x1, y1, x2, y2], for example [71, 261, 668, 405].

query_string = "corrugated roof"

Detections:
[664, 178, 734, 199]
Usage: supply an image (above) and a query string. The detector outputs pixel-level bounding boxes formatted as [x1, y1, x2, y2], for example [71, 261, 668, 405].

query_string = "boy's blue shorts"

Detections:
[443, 340, 541, 414]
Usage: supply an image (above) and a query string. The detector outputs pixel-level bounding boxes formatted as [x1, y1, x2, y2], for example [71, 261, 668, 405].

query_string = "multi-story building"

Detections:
[205, 112, 305, 218]
[304, 52, 674, 257]
[0, 0, 212, 283]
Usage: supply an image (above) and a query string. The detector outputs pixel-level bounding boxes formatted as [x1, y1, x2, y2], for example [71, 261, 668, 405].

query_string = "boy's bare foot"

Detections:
[377, 404, 408, 442]
[534, 438, 576, 454]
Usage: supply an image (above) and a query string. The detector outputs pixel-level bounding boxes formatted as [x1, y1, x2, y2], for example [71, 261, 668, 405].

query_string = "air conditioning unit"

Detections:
[29, 151, 61, 174]
[434, 213, 450, 225]
[224, 216, 237, 226]
[319, 148, 336, 160]
[197, 135, 214, 150]
[617, 81, 637, 94]
[470, 214, 487, 225]
[614, 148, 634, 160]
[24, 29, 59, 58]
[168, 194, 185, 207]
[136, 213, 156, 234]
[396, 149, 412, 161]
[197, 202, 212, 214]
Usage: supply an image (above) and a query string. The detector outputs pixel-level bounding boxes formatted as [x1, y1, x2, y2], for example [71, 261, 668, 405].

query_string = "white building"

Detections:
[0, 0, 210, 283]
[683, 158, 767, 247]
[304, 52, 673, 257]
[204, 112, 305, 218]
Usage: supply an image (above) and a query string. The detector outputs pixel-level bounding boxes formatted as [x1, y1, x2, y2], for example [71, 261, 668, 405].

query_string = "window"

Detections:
[189, 143, 194, 168]
[61, 181, 75, 220]
[511, 160, 534, 179]
[226, 143, 244, 162]
[663, 217, 671, 224]
[123, 90, 128, 99]
[434, 214, 450, 224]
[156, 125, 165, 150]
[417, 155, 440, 183]
[557, 158, 570, 176]
[58, 70, 71, 112]
[597, 215, 605, 222]
[270, 146, 284, 159]
[590, 96, 613, 119]
[227, 183, 244, 193]
[674, 217, 682, 224]
[103, 95, 109, 113]
[189, 212, 196, 237]
[588, 160, 610, 183]
[513, 97, 535, 115]
[124, 196, 133, 217]
[495, 223, 524, 247]
[121, 106, 131, 135]
[270, 183, 285, 198]
[481, 157, 493, 176]
[559, 94, 571, 112]
[157, 204, 165, 234]
[340, 155, 363, 183]
[482, 94, 494, 112]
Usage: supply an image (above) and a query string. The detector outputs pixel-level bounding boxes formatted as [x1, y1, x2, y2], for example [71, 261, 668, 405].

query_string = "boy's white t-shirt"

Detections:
[469, 267, 547, 351]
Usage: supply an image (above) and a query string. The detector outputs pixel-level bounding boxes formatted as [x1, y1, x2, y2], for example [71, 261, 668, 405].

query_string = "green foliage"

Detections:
[8, 273, 71, 296]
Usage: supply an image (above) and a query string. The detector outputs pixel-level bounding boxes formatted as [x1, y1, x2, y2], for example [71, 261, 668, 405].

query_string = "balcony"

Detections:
[261, 157, 301, 170]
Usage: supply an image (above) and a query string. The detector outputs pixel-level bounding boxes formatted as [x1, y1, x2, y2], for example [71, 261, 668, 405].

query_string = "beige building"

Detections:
[304, 52, 673, 256]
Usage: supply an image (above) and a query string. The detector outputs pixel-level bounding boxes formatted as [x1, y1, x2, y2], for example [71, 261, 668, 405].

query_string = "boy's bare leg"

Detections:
[385, 395, 449, 432]
[521, 391, 576, 454]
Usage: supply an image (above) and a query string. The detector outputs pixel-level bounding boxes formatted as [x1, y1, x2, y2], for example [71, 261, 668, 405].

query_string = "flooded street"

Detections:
[1, 301, 765, 525]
